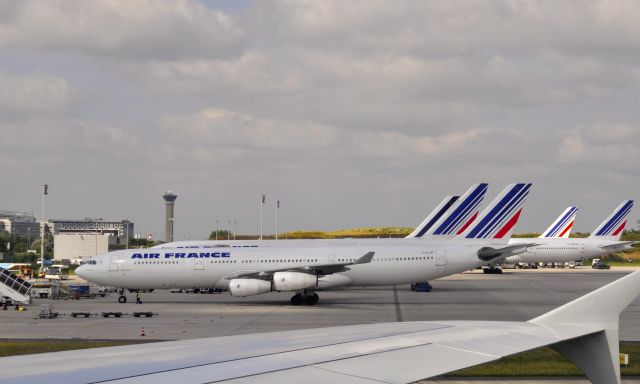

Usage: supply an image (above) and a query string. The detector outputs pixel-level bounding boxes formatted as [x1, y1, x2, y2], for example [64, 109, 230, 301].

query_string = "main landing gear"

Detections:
[290, 291, 319, 306]
[118, 289, 127, 303]
[483, 266, 503, 274]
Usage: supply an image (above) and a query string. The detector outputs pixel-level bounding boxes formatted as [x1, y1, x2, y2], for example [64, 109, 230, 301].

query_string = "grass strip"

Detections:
[0, 340, 144, 357]
[447, 343, 640, 377]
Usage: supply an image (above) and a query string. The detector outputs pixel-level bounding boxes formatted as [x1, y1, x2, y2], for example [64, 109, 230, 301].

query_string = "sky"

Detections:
[0, 0, 639, 240]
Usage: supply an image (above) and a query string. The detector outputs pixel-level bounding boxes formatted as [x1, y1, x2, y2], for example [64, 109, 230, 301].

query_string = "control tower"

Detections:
[162, 191, 177, 242]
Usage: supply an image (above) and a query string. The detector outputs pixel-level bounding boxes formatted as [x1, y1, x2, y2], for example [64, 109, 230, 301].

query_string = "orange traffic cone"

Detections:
[140, 327, 146, 337]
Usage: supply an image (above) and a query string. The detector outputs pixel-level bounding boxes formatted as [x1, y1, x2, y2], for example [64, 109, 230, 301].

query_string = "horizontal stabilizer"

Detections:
[477, 243, 537, 262]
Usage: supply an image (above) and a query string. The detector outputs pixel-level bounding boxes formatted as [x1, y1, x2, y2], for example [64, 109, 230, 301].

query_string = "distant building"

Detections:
[0, 211, 41, 238]
[49, 219, 134, 246]
[54, 234, 109, 262]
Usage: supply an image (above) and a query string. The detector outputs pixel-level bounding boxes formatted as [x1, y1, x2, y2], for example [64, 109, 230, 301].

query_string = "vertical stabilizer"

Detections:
[457, 183, 532, 243]
[589, 200, 634, 241]
[423, 183, 488, 239]
[531, 270, 640, 384]
[406, 195, 459, 238]
[538, 206, 578, 238]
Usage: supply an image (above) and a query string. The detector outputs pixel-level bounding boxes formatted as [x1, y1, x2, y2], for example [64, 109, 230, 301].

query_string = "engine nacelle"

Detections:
[228, 279, 272, 297]
[273, 272, 317, 291]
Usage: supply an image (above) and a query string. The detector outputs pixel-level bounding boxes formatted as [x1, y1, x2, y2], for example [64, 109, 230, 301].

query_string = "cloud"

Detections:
[558, 122, 640, 166]
[0, 70, 70, 114]
[0, 0, 243, 60]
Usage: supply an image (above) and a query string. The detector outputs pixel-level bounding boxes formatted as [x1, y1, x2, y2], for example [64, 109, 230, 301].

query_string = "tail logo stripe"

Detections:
[466, 184, 524, 238]
[557, 220, 574, 238]
[596, 201, 633, 236]
[545, 207, 578, 237]
[479, 187, 530, 238]
[466, 183, 530, 239]
[414, 196, 459, 238]
[436, 192, 485, 235]
[433, 184, 488, 235]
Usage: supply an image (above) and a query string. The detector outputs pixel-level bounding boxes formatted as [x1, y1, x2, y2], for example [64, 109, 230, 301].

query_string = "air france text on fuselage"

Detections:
[131, 252, 231, 259]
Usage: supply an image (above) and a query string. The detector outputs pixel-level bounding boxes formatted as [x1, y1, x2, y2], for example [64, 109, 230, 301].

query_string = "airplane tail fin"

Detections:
[589, 200, 634, 241]
[456, 183, 532, 243]
[531, 270, 640, 384]
[422, 183, 488, 239]
[538, 206, 578, 238]
[406, 195, 459, 238]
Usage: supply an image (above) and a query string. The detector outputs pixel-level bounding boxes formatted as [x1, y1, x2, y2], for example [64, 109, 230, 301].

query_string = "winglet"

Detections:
[353, 251, 375, 265]
[531, 270, 640, 384]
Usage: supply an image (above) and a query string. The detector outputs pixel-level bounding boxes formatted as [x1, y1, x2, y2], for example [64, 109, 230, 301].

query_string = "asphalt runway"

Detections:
[1, 268, 638, 341]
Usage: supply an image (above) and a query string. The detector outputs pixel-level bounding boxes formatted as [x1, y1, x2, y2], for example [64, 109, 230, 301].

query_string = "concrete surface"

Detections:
[0, 268, 637, 341]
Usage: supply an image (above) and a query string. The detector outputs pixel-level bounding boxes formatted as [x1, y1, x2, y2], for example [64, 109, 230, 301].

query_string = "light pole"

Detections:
[39, 184, 48, 275]
[227, 220, 231, 240]
[234, 221, 237, 240]
[260, 194, 265, 240]
[276, 200, 280, 240]
[94, 217, 103, 257]
[215, 219, 219, 240]
[27, 228, 31, 250]
[124, 220, 130, 249]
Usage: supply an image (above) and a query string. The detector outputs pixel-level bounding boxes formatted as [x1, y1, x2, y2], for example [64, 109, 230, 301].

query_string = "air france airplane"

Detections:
[507, 200, 635, 265]
[76, 183, 534, 305]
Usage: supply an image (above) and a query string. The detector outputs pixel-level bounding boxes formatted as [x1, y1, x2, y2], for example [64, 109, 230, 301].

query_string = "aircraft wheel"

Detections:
[118, 296, 127, 304]
[312, 293, 319, 305]
[290, 294, 302, 306]
[304, 295, 317, 306]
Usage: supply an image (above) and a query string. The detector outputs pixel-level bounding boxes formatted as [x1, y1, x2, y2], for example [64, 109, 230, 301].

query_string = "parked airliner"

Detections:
[77, 183, 534, 305]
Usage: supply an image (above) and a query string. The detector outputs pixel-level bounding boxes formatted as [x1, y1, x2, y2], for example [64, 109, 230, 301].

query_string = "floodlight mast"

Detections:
[39, 184, 48, 275]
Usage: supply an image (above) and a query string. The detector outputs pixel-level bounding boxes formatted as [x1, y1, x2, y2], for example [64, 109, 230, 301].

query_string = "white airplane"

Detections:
[77, 183, 533, 305]
[157, 190, 633, 271]
[6, 269, 639, 384]
[507, 200, 635, 265]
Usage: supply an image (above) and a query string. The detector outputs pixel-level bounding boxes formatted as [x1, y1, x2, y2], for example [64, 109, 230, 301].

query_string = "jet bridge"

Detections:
[0, 267, 32, 304]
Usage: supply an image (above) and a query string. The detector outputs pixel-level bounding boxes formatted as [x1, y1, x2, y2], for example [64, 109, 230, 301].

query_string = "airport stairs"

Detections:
[0, 267, 32, 304]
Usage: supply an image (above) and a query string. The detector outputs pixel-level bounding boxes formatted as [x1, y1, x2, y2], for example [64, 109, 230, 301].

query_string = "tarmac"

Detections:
[1, 267, 638, 341]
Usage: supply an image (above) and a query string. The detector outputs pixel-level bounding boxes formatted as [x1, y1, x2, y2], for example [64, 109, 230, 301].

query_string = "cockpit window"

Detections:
[86, 260, 97, 265]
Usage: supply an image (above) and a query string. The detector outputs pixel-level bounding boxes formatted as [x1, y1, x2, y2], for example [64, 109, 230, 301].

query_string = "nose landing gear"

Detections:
[290, 291, 319, 306]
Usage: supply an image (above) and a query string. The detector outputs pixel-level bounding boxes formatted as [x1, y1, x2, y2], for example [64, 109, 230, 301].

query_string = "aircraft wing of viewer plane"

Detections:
[4, 270, 638, 384]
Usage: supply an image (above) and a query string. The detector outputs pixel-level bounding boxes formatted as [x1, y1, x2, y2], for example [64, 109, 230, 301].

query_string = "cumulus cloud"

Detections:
[0, 70, 70, 114]
[558, 122, 640, 165]
[0, 0, 243, 59]
[1, 0, 640, 238]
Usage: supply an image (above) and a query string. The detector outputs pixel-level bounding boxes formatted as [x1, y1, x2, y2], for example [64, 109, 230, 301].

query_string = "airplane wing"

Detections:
[599, 241, 636, 252]
[2, 270, 638, 384]
[224, 251, 375, 279]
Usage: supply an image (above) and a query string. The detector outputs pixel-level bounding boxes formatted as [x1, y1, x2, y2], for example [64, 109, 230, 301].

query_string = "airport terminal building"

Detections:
[0, 211, 41, 238]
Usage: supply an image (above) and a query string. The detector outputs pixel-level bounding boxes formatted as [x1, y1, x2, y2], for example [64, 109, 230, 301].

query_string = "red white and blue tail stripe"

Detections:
[590, 200, 633, 241]
[461, 183, 532, 241]
[539, 206, 578, 239]
[423, 183, 488, 239]
[406, 195, 459, 238]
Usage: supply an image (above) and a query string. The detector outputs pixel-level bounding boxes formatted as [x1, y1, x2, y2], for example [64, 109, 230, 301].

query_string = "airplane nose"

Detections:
[75, 265, 88, 279]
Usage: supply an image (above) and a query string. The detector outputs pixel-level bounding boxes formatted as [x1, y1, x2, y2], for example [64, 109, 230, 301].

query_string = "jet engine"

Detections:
[273, 272, 317, 291]
[228, 279, 272, 297]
